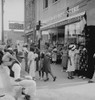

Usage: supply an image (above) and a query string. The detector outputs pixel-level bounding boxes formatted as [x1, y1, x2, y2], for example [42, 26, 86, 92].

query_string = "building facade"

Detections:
[24, 0, 36, 44]
[35, 0, 95, 50]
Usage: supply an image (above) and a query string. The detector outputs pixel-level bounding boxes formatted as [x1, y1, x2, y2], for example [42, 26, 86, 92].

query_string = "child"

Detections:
[39, 53, 44, 80]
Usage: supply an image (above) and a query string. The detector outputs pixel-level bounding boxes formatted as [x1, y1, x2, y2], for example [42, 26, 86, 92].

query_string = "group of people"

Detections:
[61, 43, 95, 82]
[0, 44, 36, 100]
[1, 40, 95, 99]
[22, 43, 57, 82]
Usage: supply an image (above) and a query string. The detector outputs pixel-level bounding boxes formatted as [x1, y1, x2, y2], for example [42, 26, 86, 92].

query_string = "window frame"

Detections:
[52, 0, 58, 3]
[43, 0, 48, 9]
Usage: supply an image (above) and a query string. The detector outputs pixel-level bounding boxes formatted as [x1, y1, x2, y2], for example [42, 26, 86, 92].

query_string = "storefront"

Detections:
[41, 12, 86, 49]
[40, 0, 95, 50]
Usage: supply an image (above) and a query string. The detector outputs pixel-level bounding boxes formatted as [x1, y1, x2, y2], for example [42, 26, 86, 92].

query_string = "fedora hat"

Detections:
[69, 44, 74, 49]
[17, 52, 24, 58]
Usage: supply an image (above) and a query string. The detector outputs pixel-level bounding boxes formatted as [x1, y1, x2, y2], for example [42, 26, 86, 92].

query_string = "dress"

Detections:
[74, 49, 80, 70]
[34, 53, 38, 71]
[28, 51, 35, 77]
[66, 50, 75, 72]
[61, 49, 68, 69]
[52, 52, 57, 62]
[43, 55, 51, 73]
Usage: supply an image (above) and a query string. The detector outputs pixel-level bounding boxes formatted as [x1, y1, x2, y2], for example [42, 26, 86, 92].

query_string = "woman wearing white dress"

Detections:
[66, 44, 76, 79]
[28, 47, 36, 80]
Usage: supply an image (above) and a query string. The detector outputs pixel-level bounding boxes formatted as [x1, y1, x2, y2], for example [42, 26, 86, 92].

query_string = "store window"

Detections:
[75, 22, 81, 35]
[65, 25, 69, 36]
[65, 18, 86, 44]
[43, 0, 48, 9]
[69, 24, 76, 36]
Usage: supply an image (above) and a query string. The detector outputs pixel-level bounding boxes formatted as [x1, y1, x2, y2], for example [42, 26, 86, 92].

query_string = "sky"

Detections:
[4, 0, 24, 30]
[0, 0, 24, 41]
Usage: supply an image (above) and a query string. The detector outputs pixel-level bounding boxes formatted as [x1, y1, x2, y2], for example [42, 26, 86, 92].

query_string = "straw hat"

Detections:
[7, 47, 13, 51]
[69, 44, 76, 50]
[25, 75, 32, 80]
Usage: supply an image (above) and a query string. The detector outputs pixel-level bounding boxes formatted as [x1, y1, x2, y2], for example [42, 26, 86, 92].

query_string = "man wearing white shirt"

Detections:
[10, 51, 36, 100]
[9, 51, 23, 80]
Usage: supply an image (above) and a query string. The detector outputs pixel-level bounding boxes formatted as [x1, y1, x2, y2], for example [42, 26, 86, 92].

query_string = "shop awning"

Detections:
[41, 11, 86, 31]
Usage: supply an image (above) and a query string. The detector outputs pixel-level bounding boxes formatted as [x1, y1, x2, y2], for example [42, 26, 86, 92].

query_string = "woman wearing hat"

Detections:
[61, 45, 68, 71]
[66, 44, 76, 79]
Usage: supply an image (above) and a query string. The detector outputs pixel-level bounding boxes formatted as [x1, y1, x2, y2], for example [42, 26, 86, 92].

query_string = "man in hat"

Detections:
[1, 51, 36, 100]
[11, 55, 36, 100]
[10, 51, 24, 80]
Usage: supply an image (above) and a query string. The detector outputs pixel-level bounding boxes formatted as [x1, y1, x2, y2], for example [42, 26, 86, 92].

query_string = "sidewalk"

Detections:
[36, 82, 95, 100]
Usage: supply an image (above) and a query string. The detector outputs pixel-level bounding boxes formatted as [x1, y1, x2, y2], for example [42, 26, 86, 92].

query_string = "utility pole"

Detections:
[1, 0, 4, 44]
[36, 20, 41, 49]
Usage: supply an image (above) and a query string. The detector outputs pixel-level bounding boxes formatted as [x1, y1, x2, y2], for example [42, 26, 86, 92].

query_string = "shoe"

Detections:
[15, 78, 22, 82]
[82, 77, 86, 80]
[70, 76, 74, 79]
[79, 76, 82, 79]
[67, 76, 74, 79]
[88, 80, 94, 83]
[67, 77, 71, 79]
[44, 78, 49, 82]
[53, 76, 56, 81]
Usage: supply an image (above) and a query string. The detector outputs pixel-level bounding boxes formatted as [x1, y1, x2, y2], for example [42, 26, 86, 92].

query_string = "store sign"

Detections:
[43, 5, 79, 25]
[9, 22, 24, 30]
[42, 11, 66, 24]
[68, 5, 79, 14]
[47, 16, 82, 29]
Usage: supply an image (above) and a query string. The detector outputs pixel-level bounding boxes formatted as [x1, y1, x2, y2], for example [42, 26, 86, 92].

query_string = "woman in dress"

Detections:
[28, 47, 36, 80]
[43, 52, 56, 81]
[66, 44, 76, 79]
[51, 47, 57, 64]
[61, 45, 68, 71]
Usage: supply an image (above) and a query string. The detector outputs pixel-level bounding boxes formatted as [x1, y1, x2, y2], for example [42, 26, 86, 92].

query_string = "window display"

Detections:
[65, 17, 86, 44]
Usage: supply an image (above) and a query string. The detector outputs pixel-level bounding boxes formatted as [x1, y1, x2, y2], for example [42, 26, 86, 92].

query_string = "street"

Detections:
[34, 64, 95, 100]
[36, 64, 88, 89]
